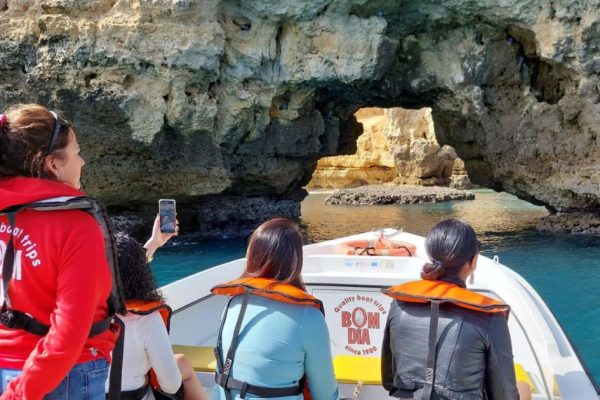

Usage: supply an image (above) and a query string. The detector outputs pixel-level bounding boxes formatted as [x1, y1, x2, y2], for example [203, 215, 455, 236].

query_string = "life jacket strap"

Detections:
[119, 384, 149, 400]
[0, 309, 49, 336]
[1, 197, 125, 400]
[1, 211, 17, 310]
[0, 197, 126, 316]
[214, 372, 303, 399]
[0, 308, 113, 337]
[421, 300, 440, 400]
[218, 291, 250, 400]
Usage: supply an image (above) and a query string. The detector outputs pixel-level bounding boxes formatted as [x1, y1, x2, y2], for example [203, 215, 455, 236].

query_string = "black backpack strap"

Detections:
[85, 199, 126, 316]
[1, 211, 17, 315]
[421, 300, 440, 400]
[89, 317, 113, 336]
[106, 315, 125, 400]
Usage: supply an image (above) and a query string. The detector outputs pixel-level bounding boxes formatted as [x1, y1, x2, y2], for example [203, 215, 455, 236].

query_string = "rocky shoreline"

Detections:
[324, 185, 475, 206]
[537, 212, 600, 235]
[110, 190, 600, 239]
[109, 194, 301, 240]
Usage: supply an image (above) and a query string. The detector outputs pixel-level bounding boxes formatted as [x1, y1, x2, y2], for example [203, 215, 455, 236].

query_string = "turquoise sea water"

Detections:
[152, 190, 600, 384]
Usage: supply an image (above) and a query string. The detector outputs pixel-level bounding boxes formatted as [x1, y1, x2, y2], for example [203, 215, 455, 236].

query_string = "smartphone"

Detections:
[158, 199, 177, 233]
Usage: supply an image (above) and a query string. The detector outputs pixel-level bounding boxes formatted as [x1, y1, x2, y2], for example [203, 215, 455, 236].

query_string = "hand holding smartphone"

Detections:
[158, 199, 177, 233]
[143, 200, 178, 262]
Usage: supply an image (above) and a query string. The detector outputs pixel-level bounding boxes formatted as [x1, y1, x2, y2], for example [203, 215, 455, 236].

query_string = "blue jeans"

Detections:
[0, 359, 108, 399]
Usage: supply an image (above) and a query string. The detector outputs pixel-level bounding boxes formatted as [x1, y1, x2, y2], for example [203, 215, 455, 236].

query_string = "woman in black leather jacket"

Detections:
[381, 219, 531, 400]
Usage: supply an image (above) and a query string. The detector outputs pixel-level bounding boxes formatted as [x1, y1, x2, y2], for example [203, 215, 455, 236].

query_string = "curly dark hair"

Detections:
[115, 232, 164, 302]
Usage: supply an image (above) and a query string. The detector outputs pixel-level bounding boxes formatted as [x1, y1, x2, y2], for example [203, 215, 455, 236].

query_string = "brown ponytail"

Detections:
[421, 259, 448, 280]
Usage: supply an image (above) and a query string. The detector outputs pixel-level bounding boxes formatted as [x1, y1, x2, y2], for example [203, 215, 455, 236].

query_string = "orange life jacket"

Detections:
[382, 280, 510, 400]
[382, 279, 510, 317]
[126, 299, 172, 331]
[211, 276, 323, 311]
[211, 277, 322, 400]
[125, 300, 174, 397]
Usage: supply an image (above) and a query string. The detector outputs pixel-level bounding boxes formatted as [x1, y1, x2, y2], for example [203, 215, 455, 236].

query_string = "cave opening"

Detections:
[306, 106, 471, 191]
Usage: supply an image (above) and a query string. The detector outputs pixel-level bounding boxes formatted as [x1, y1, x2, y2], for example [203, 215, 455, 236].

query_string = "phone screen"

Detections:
[159, 199, 176, 233]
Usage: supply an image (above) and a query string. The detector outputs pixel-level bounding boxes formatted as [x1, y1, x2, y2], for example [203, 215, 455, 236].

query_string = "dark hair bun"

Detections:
[421, 260, 446, 280]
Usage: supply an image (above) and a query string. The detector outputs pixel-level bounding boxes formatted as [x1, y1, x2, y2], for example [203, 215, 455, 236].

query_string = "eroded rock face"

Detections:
[1, 0, 599, 234]
[309, 107, 467, 188]
[386, 108, 458, 187]
[309, 108, 397, 188]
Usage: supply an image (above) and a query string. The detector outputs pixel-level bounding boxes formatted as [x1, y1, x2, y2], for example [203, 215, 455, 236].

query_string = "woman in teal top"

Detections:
[211, 218, 340, 400]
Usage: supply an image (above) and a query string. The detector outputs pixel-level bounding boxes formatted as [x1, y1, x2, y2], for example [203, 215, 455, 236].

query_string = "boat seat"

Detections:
[514, 363, 536, 393]
[332, 355, 536, 392]
[171, 345, 536, 392]
[172, 345, 216, 372]
[333, 355, 381, 384]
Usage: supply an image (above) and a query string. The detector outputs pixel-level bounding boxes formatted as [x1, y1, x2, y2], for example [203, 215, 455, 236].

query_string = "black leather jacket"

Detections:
[381, 278, 519, 400]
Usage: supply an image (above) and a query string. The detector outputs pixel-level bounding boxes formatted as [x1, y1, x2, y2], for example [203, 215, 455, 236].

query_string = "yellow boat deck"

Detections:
[172, 344, 535, 393]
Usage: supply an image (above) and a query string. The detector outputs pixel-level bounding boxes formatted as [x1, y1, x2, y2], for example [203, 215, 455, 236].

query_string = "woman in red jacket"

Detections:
[0, 104, 118, 399]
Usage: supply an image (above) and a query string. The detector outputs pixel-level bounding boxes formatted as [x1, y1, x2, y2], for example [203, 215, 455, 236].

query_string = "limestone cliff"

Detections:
[309, 107, 466, 188]
[309, 108, 397, 188]
[1, 0, 600, 234]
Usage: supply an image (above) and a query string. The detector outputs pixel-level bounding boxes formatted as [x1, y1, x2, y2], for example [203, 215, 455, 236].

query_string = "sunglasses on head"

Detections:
[47, 111, 69, 153]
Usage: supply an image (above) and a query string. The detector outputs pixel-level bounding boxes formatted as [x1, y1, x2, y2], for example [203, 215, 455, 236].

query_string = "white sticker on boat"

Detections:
[314, 288, 390, 357]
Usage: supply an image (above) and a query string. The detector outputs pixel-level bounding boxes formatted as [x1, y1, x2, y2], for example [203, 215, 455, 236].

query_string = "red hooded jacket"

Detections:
[0, 177, 117, 400]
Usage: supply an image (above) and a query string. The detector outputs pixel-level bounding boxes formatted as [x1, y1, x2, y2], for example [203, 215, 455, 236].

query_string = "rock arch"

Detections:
[1, 0, 598, 234]
[308, 107, 470, 190]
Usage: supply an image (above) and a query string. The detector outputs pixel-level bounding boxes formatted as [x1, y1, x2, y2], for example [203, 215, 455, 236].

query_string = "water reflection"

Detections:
[300, 189, 548, 244]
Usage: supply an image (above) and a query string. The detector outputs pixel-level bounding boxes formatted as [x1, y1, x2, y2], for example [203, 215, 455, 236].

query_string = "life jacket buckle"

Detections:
[0, 311, 16, 329]
[425, 367, 434, 384]
[223, 358, 232, 375]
